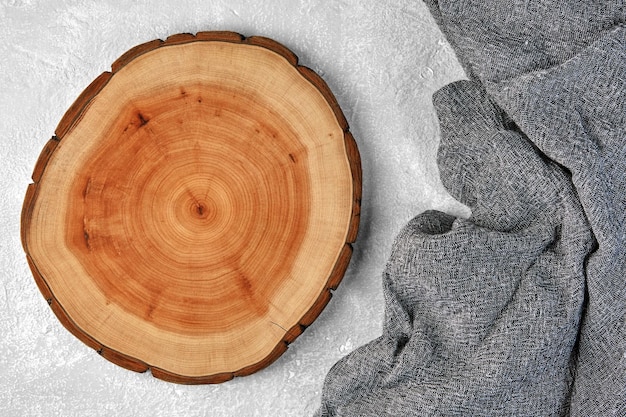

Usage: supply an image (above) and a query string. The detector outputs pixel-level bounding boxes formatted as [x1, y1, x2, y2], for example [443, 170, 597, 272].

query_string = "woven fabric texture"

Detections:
[316, 1, 625, 415]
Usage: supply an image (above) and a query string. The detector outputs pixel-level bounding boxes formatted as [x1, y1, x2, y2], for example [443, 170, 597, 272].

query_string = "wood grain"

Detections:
[21, 32, 361, 383]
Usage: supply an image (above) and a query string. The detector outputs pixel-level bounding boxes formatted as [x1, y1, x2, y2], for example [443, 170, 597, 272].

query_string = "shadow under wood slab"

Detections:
[20, 31, 361, 384]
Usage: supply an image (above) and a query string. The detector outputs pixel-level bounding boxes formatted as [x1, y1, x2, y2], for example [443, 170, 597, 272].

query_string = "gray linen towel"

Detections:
[317, 1, 625, 415]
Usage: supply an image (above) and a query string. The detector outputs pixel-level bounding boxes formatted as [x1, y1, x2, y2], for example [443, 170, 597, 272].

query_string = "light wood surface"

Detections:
[21, 32, 361, 383]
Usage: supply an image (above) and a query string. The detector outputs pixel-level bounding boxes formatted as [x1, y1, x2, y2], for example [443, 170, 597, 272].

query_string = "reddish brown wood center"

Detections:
[65, 85, 311, 335]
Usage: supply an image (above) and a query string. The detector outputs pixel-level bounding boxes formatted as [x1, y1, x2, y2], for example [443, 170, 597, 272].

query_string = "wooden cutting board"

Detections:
[21, 32, 361, 384]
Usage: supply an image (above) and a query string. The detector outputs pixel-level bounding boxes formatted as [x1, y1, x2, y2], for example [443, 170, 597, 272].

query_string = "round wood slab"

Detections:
[21, 32, 361, 383]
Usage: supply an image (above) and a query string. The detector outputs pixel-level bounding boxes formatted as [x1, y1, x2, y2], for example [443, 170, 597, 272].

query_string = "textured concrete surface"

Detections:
[1, 1, 467, 415]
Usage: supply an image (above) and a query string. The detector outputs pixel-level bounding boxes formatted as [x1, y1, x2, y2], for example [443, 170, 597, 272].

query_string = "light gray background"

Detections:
[1, 1, 468, 415]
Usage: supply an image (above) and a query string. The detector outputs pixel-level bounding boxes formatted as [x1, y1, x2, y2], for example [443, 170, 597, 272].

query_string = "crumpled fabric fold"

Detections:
[316, 1, 625, 415]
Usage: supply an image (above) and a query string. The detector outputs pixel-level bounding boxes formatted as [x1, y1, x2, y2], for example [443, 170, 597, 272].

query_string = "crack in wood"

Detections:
[138, 112, 149, 126]
[270, 321, 288, 332]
